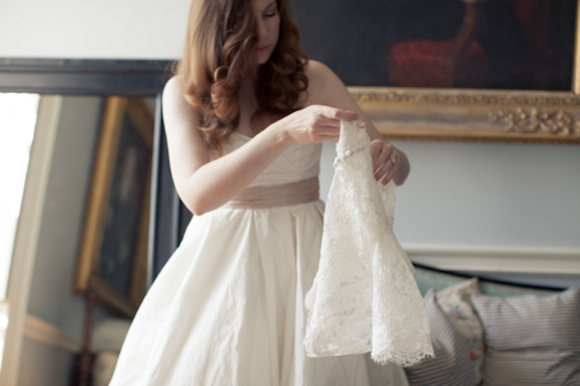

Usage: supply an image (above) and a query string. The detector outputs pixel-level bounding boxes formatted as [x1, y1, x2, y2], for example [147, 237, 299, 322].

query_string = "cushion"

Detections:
[436, 278, 485, 384]
[91, 318, 132, 352]
[471, 288, 580, 385]
[405, 289, 477, 386]
[414, 267, 556, 298]
[414, 268, 469, 297]
[92, 351, 119, 386]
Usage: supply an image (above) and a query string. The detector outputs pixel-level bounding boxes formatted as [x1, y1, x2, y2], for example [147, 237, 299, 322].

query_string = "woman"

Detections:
[110, 0, 410, 384]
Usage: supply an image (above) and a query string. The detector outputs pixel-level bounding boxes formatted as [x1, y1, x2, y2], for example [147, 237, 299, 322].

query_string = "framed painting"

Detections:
[293, 0, 580, 143]
[74, 96, 154, 317]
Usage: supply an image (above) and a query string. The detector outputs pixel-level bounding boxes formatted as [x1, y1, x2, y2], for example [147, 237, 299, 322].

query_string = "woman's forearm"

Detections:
[180, 120, 291, 215]
[174, 104, 355, 215]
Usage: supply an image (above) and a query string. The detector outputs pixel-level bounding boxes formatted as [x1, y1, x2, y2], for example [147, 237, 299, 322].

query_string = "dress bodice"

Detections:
[220, 131, 322, 187]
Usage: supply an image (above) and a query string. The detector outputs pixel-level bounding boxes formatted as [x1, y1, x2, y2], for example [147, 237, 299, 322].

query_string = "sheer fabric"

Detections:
[304, 120, 434, 366]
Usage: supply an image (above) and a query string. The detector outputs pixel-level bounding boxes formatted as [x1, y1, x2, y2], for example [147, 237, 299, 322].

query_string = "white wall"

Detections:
[0, 0, 191, 59]
[387, 141, 580, 250]
[320, 141, 580, 250]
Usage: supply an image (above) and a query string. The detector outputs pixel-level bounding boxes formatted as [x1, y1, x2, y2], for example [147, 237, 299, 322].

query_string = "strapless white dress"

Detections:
[109, 132, 409, 385]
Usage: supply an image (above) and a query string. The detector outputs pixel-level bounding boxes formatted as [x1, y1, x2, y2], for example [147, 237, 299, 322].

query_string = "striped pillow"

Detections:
[405, 289, 477, 386]
[471, 288, 580, 386]
[436, 278, 485, 384]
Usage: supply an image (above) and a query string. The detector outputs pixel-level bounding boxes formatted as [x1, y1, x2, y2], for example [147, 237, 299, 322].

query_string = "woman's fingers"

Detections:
[333, 109, 359, 121]
[310, 112, 345, 141]
[370, 139, 398, 184]
[317, 106, 359, 121]
[314, 115, 342, 129]
[285, 105, 358, 144]
[381, 154, 398, 185]
[316, 125, 340, 141]
[370, 140, 383, 161]
[371, 140, 391, 172]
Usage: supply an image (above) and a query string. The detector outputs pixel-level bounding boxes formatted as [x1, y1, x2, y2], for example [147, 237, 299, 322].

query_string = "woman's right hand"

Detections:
[280, 105, 359, 144]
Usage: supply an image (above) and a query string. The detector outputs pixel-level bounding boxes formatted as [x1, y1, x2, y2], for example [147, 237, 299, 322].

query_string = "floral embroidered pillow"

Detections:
[435, 278, 484, 384]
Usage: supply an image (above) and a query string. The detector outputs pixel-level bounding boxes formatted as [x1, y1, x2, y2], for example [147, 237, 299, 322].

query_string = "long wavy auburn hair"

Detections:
[176, 0, 309, 153]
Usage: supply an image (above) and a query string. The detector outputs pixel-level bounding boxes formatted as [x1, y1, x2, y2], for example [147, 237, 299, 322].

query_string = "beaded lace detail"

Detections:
[304, 120, 434, 366]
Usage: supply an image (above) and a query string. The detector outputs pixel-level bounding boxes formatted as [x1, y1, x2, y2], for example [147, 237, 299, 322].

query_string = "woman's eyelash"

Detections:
[264, 10, 277, 17]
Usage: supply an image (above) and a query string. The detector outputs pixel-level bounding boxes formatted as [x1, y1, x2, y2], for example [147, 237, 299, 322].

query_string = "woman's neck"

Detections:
[239, 78, 258, 112]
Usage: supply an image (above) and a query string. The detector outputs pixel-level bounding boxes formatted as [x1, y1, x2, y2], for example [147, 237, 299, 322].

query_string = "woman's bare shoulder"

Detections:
[163, 75, 185, 101]
[303, 60, 346, 105]
[304, 59, 335, 84]
[162, 75, 202, 131]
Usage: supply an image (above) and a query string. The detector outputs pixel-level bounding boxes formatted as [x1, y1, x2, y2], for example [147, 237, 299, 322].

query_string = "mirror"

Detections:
[0, 58, 169, 386]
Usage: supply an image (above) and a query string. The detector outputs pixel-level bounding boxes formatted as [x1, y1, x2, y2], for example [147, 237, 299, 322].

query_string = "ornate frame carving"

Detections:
[348, 1, 580, 144]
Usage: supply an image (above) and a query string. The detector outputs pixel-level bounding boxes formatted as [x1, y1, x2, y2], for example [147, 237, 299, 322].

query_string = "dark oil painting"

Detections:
[293, 0, 577, 91]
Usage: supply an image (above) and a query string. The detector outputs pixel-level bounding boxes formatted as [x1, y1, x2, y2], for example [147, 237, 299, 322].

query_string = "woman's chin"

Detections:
[256, 55, 270, 65]
[255, 48, 274, 65]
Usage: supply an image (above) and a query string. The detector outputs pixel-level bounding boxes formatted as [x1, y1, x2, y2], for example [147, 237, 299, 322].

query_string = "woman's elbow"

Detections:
[190, 205, 206, 217]
[185, 191, 226, 216]
[177, 188, 210, 216]
[186, 197, 210, 216]
[177, 181, 227, 216]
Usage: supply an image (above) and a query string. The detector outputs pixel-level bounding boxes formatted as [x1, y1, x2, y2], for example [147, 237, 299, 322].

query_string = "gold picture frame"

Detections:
[74, 96, 153, 317]
[334, 2, 580, 144]
[351, 86, 580, 143]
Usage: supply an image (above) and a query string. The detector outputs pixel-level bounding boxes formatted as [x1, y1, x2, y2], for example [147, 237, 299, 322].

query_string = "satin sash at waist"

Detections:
[224, 177, 319, 209]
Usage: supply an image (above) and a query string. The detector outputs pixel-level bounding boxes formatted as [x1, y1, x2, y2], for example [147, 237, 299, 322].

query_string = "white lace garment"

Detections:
[304, 120, 434, 366]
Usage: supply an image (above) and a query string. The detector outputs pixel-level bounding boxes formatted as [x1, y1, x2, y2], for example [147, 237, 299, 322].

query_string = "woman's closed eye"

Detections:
[263, 3, 278, 18]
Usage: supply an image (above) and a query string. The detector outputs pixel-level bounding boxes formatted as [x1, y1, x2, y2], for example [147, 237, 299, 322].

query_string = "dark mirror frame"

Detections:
[0, 58, 190, 288]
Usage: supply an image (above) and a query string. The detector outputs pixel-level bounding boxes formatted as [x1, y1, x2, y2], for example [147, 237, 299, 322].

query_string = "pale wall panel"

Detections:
[0, 0, 191, 59]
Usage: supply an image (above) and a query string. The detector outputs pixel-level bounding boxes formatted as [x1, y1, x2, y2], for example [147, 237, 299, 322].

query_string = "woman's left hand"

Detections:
[370, 139, 399, 185]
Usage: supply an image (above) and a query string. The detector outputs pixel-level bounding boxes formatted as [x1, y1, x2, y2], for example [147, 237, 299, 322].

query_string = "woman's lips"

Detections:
[258, 45, 270, 52]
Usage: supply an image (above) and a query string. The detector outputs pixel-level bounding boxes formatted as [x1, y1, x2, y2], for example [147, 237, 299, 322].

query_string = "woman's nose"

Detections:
[256, 20, 268, 40]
